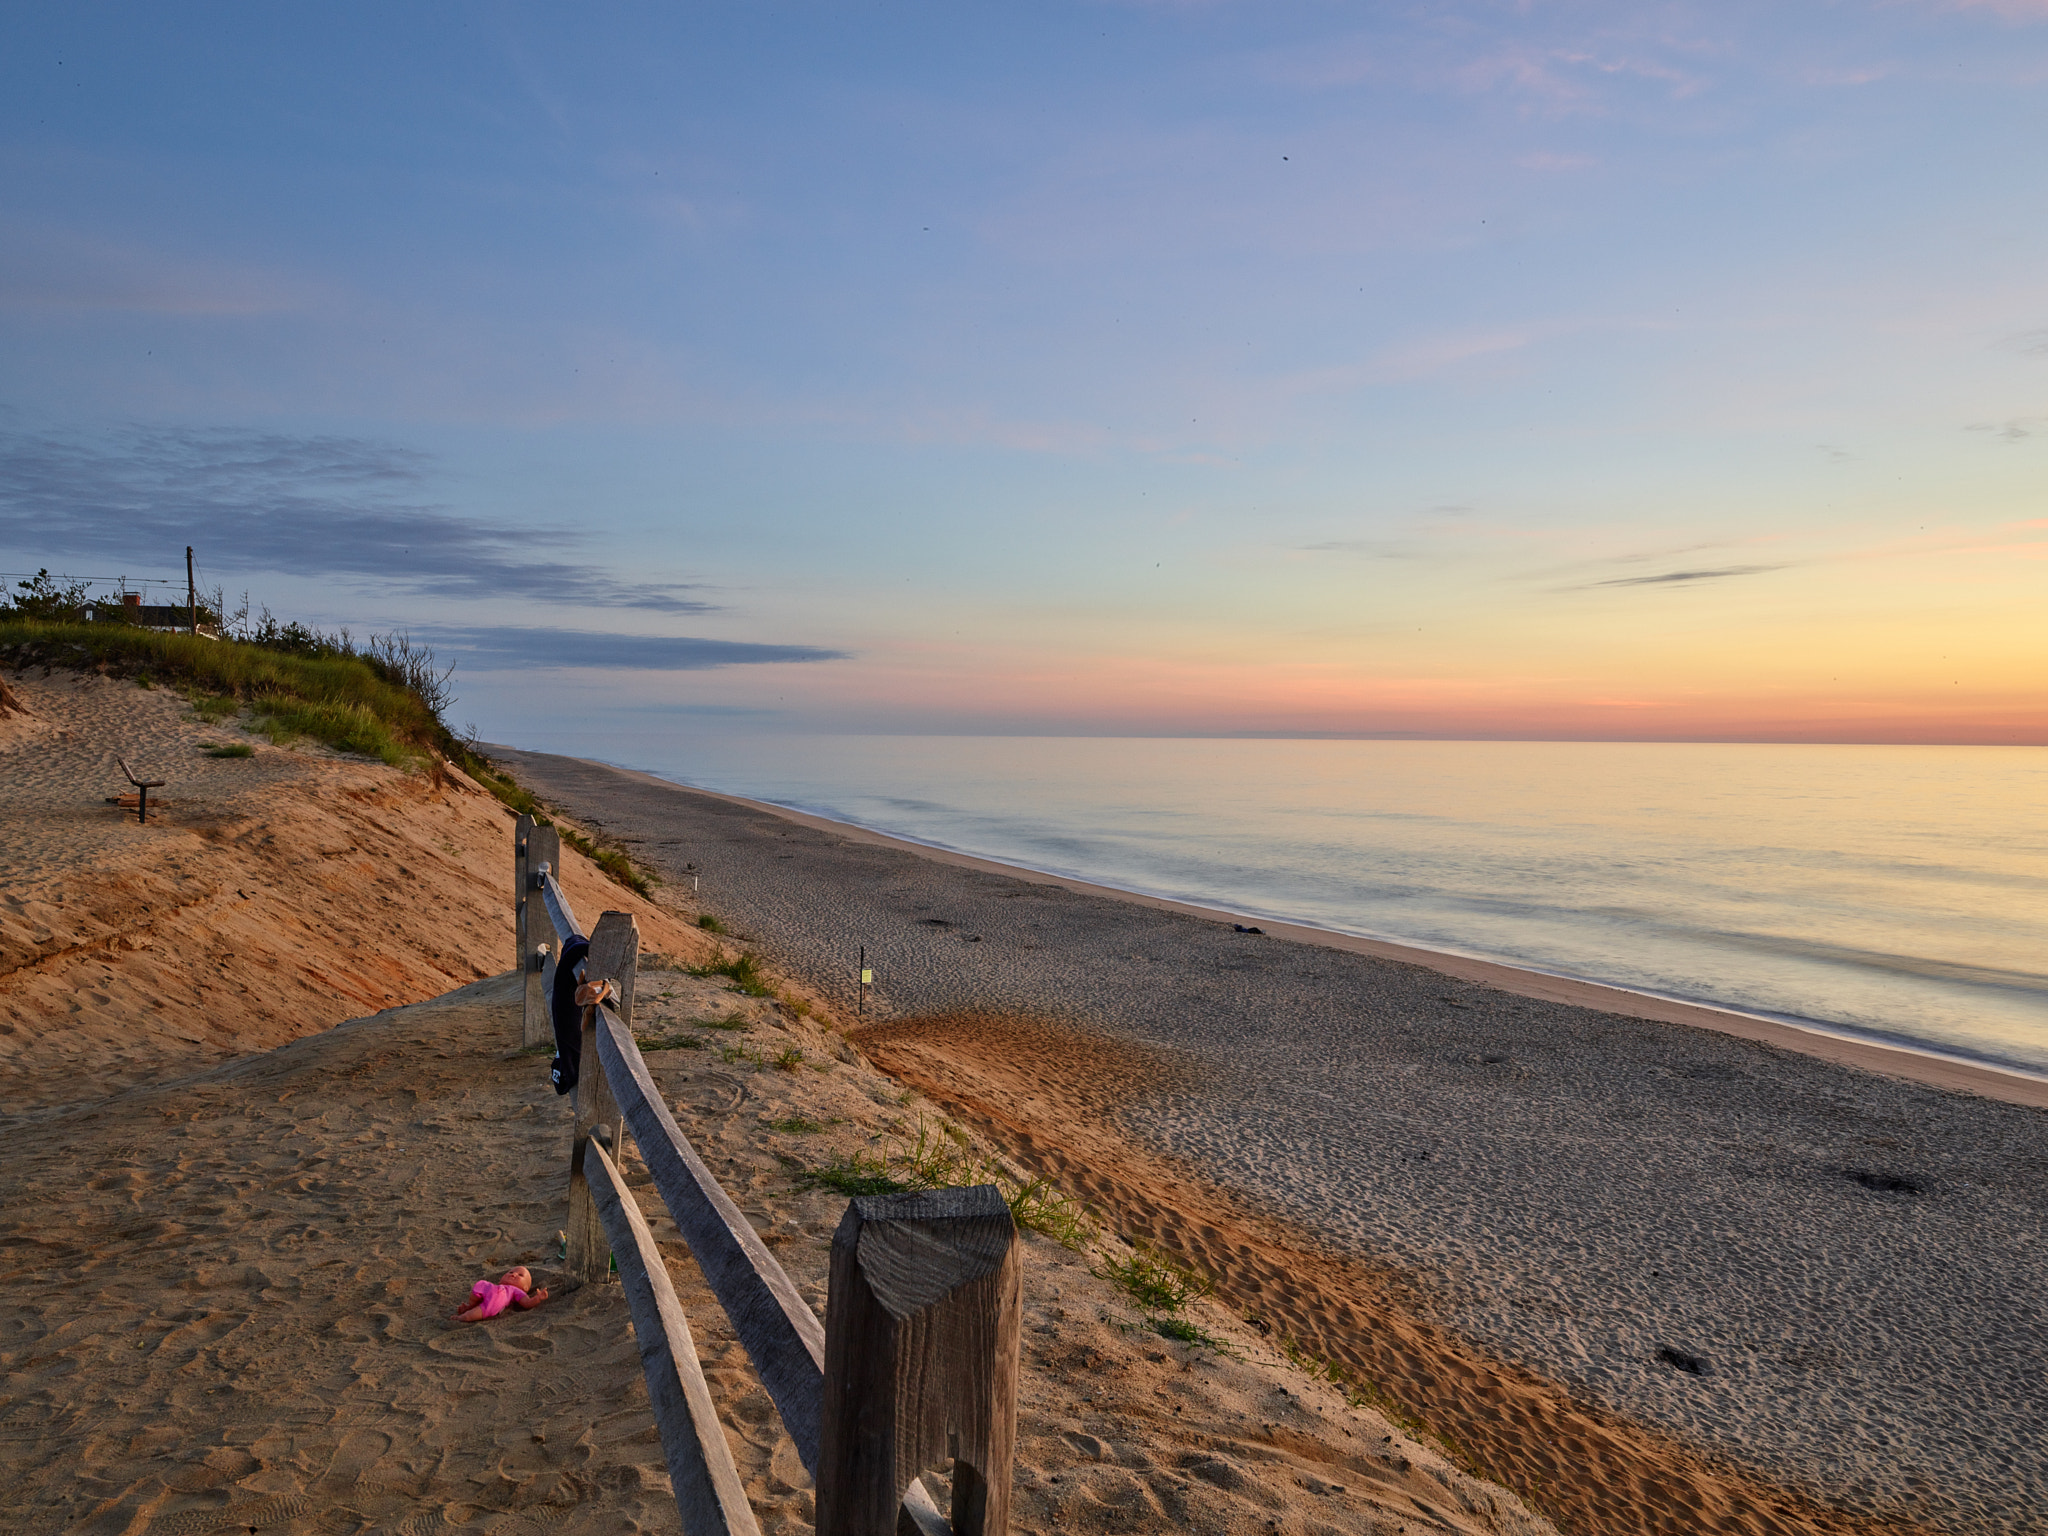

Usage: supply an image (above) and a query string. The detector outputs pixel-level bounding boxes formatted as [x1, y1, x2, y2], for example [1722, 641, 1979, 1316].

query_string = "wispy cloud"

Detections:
[0, 223, 316, 317]
[411, 625, 847, 672]
[0, 425, 710, 611]
[1967, 416, 2044, 441]
[1591, 564, 1785, 588]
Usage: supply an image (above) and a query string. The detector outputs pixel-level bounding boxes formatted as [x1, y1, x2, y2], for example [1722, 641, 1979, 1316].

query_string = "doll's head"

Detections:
[501, 1266, 533, 1293]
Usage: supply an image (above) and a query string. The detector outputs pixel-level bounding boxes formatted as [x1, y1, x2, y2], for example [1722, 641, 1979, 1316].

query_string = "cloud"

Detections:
[0, 424, 709, 611]
[0, 223, 315, 316]
[1591, 564, 1784, 588]
[412, 625, 847, 672]
[1967, 416, 2043, 441]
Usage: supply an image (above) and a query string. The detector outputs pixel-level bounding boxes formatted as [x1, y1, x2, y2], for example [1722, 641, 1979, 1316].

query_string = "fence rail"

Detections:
[510, 814, 1005, 1535]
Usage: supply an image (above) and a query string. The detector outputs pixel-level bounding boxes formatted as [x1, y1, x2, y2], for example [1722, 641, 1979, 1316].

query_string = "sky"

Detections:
[0, 1, 2043, 745]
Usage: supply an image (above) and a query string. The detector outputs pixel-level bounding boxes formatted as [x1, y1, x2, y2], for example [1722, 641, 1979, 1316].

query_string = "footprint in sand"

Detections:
[311, 1426, 393, 1498]
[150, 1492, 312, 1534]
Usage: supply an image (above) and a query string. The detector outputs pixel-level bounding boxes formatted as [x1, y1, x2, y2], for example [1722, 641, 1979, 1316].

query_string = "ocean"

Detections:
[559, 733, 2048, 1075]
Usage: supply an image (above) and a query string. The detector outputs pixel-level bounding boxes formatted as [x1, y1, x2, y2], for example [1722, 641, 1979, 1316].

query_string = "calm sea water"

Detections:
[575, 734, 2048, 1075]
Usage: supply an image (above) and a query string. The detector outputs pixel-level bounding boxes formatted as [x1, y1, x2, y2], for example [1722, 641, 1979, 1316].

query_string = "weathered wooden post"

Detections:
[817, 1185, 1021, 1536]
[565, 909, 638, 1286]
[513, 813, 532, 1006]
[523, 824, 560, 1047]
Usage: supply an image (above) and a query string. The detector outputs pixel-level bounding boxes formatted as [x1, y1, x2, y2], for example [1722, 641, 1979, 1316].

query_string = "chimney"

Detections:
[123, 593, 142, 608]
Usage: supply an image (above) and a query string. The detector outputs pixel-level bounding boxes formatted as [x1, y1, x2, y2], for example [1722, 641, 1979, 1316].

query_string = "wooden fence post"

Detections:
[513, 811, 532, 985]
[817, 1185, 1021, 1536]
[566, 909, 638, 1286]
[523, 825, 560, 1048]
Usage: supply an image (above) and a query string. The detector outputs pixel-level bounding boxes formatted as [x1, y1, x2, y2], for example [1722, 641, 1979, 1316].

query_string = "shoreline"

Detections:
[581, 754, 2048, 1111]
[492, 741, 2048, 1531]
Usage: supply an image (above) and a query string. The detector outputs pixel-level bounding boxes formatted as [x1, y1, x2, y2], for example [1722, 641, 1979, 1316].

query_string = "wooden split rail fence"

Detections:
[511, 816, 1021, 1536]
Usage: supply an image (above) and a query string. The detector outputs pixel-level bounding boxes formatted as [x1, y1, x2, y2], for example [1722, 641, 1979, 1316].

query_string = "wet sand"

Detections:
[490, 745, 2048, 1536]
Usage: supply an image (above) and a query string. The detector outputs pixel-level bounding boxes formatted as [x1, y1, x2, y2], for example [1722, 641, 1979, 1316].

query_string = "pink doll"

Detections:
[452, 1265, 549, 1323]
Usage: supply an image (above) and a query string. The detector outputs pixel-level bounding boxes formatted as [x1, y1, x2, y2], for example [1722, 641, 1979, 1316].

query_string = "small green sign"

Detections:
[860, 969, 873, 985]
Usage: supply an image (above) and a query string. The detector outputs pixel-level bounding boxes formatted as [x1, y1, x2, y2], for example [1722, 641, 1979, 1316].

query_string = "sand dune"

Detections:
[0, 670, 1555, 1535]
[0, 667, 701, 1114]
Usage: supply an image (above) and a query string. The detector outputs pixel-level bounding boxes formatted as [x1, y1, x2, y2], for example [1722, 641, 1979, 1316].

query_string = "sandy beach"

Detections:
[486, 745, 2048, 1536]
[2, 669, 1557, 1535]
[0, 668, 698, 1118]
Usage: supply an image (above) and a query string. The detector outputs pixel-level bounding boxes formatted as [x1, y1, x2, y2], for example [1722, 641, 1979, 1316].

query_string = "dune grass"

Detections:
[787, 1116, 1096, 1247]
[2, 616, 668, 896]
[557, 824, 655, 896]
[689, 952, 773, 997]
[1, 620, 441, 767]
[1098, 1241, 1213, 1314]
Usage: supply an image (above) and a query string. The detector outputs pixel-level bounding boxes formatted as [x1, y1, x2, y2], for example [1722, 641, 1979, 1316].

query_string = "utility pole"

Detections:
[186, 546, 196, 635]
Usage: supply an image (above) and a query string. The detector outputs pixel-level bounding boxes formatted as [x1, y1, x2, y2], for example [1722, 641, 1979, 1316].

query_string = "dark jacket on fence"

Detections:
[549, 933, 591, 1096]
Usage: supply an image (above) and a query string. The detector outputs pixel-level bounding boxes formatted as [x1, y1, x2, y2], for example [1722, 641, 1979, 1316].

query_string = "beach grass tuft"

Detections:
[256, 698, 412, 765]
[1004, 1174, 1094, 1248]
[791, 1150, 909, 1197]
[1151, 1316, 1232, 1350]
[698, 1009, 750, 1032]
[783, 1116, 1094, 1249]
[637, 1031, 704, 1052]
[690, 952, 773, 996]
[556, 824, 654, 895]
[697, 913, 725, 933]
[204, 742, 254, 759]
[1098, 1241, 1213, 1314]
[768, 1115, 825, 1134]
[773, 1046, 805, 1072]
